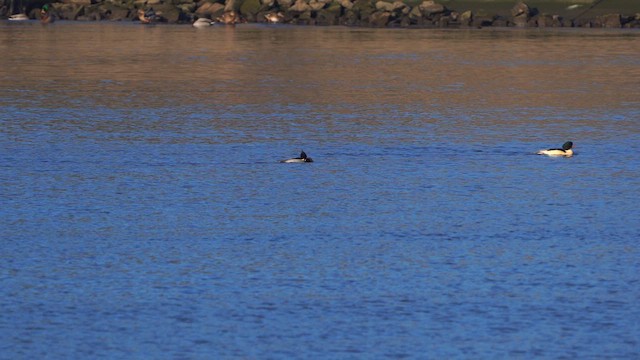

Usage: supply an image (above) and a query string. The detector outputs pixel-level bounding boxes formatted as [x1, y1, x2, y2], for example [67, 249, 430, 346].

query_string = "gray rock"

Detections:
[195, 2, 224, 16]
[369, 10, 389, 26]
[418, 0, 444, 15]
[601, 13, 621, 28]
[511, 1, 530, 18]
[289, 0, 311, 13]
[375, 1, 392, 12]
[460, 10, 472, 26]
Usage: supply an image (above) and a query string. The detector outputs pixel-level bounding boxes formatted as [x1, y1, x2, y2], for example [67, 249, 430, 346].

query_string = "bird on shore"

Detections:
[138, 8, 157, 24]
[217, 11, 240, 25]
[280, 150, 314, 163]
[264, 12, 284, 24]
[537, 141, 574, 157]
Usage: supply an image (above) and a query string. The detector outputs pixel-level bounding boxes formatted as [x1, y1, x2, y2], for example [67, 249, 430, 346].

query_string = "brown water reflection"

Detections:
[1, 22, 639, 132]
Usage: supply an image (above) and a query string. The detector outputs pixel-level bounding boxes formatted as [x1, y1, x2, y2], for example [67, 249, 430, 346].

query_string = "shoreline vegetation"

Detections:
[1, 0, 639, 28]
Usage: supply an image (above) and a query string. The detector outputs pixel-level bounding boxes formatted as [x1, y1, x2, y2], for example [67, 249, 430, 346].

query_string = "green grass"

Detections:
[412, 0, 640, 18]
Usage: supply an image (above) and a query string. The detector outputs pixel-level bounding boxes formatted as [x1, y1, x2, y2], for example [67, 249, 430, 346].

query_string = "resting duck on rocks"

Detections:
[138, 8, 157, 24]
[264, 12, 285, 23]
[280, 150, 314, 163]
[537, 141, 574, 157]
[217, 11, 240, 25]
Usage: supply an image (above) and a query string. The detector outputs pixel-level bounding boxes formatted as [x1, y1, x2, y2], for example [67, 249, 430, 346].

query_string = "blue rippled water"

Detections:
[1, 23, 639, 358]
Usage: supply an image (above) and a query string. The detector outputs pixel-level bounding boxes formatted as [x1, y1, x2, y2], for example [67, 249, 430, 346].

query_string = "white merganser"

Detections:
[280, 150, 313, 163]
[537, 141, 574, 157]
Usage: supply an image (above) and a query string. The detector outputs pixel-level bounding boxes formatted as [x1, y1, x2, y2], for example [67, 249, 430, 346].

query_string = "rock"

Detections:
[276, 0, 294, 8]
[54, 4, 84, 19]
[239, 0, 262, 16]
[375, 1, 392, 12]
[512, 14, 528, 27]
[289, 0, 310, 13]
[472, 16, 493, 28]
[309, 0, 326, 11]
[316, 7, 339, 25]
[408, 5, 420, 21]
[102, 5, 130, 20]
[536, 13, 552, 27]
[492, 16, 508, 27]
[511, 1, 530, 18]
[178, 3, 196, 13]
[418, 0, 444, 15]
[352, 0, 374, 15]
[338, 0, 352, 10]
[61, 0, 95, 4]
[369, 10, 389, 27]
[196, 2, 224, 16]
[391, 1, 408, 15]
[224, 0, 237, 12]
[459, 10, 472, 26]
[601, 13, 621, 28]
[154, 4, 181, 22]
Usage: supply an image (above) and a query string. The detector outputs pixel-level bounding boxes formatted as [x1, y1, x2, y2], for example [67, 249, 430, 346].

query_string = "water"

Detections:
[1, 22, 639, 358]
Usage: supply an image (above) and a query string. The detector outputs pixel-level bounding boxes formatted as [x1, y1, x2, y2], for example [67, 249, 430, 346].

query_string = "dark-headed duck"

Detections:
[280, 150, 313, 163]
[537, 141, 573, 157]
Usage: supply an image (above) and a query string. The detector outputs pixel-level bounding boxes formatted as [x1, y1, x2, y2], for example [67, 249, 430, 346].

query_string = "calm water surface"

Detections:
[1, 22, 639, 358]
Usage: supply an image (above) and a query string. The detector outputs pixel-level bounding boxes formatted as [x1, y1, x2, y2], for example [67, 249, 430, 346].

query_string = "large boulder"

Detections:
[61, 0, 95, 5]
[239, 0, 262, 17]
[368, 10, 389, 26]
[418, 0, 444, 15]
[100, 3, 130, 20]
[338, 0, 352, 10]
[195, 1, 224, 16]
[276, 0, 294, 9]
[309, 0, 326, 11]
[289, 0, 311, 13]
[375, 0, 392, 12]
[599, 13, 621, 28]
[459, 9, 472, 26]
[511, 1, 530, 17]
[351, 0, 375, 21]
[154, 3, 182, 22]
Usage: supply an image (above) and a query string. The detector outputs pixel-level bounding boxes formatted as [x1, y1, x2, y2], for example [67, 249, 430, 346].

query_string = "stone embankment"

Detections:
[1, 0, 640, 28]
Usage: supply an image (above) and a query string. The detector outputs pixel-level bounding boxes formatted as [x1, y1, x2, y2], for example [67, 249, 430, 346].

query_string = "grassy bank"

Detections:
[427, 1, 640, 18]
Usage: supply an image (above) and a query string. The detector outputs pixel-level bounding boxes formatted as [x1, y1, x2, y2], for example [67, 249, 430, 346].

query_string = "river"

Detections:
[1, 21, 639, 358]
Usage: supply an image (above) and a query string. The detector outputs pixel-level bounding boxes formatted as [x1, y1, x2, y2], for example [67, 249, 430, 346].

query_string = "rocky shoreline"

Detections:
[2, 0, 640, 28]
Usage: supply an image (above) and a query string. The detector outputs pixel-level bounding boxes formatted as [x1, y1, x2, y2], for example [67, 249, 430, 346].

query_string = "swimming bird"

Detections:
[8, 13, 29, 21]
[193, 17, 214, 27]
[40, 4, 55, 24]
[537, 141, 574, 157]
[280, 150, 314, 163]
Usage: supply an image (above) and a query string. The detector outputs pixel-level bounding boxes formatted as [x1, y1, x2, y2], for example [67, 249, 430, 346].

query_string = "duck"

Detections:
[537, 141, 574, 157]
[193, 17, 214, 27]
[40, 4, 55, 24]
[280, 150, 314, 163]
[217, 11, 240, 25]
[264, 12, 284, 23]
[9, 13, 29, 21]
[138, 8, 157, 24]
